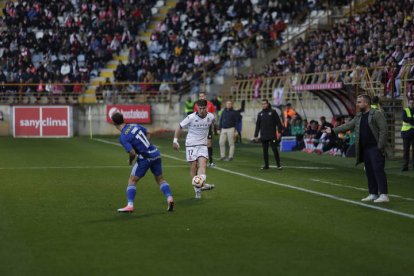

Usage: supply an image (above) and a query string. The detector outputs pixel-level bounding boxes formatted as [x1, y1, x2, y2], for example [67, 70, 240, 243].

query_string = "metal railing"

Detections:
[0, 82, 177, 105]
[231, 67, 375, 103]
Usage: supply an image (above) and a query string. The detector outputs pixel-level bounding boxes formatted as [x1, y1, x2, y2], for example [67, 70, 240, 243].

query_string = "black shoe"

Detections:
[261, 166, 269, 170]
[402, 167, 408, 172]
[224, 157, 233, 161]
[167, 200, 174, 212]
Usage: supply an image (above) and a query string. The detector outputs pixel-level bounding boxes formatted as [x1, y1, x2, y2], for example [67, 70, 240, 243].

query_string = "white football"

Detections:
[192, 175, 205, 188]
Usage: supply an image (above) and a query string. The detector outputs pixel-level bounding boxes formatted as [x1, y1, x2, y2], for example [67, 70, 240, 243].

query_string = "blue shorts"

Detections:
[131, 156, 162, 178]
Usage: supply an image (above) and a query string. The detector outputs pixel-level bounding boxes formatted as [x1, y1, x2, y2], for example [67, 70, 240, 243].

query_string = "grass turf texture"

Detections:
[0, 135, 414, 275]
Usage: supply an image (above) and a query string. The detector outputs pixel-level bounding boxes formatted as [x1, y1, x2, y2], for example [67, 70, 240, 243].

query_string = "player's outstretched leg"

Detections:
[118, 184, 136, 213]
[201, 183, 215, 191]
[159, 181, 174, 212]
[199, 174, 215, 191]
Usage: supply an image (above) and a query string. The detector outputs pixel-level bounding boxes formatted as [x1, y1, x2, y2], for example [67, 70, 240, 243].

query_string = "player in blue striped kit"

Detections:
[111, 112, 174, 213]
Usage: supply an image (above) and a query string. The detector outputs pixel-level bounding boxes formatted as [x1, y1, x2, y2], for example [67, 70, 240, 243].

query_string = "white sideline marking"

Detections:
[0, 165, 187, 170]
[94, 138, 414, 220]
[310, 179, 414, 202]
[0, 165, 188, 171]
[270, 165, 334, 170]
[0, 166, 128, 170]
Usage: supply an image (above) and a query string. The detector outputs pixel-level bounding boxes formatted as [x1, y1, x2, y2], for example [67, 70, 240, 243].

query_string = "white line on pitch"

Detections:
[270, 165, 334, 170]
[94, 138, 414, 220]
[0, 165, 127, 170]
[310, 179, 414, 201]
[0, 165, 187, 170]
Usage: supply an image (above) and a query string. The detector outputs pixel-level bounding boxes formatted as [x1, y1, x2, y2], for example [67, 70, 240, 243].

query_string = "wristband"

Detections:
[173, 138, 178, 144]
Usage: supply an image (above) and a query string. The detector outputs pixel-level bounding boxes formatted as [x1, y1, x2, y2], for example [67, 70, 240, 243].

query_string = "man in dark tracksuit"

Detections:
[401, 99, 414, 171]
[325, 94, 390, 203]
[254, 99, 284, 170]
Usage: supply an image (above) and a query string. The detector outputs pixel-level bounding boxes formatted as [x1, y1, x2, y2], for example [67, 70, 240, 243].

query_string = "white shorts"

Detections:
[186, 145, 209, 162]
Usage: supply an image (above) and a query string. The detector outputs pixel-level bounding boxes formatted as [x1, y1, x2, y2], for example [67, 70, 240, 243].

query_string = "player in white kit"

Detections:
[173, 99, 215, 198]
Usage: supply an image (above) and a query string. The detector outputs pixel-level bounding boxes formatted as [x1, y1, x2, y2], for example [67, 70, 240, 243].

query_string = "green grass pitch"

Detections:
[1, 135, 414, 275]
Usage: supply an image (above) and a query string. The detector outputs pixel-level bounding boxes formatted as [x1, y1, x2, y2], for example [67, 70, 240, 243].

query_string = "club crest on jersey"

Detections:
[268, 112, 272, 115]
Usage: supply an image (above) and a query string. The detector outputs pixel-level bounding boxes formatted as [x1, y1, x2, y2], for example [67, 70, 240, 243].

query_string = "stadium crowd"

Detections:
[0, 0, 155, 103]
[244, 0, 414, 99]
[0, 0, 335, 103]
[112, 0, 324, 96]
[281, 112, 355, 157]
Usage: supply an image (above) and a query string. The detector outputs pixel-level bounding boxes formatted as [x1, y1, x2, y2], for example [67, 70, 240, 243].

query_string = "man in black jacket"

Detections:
[254, 99, 284, 170]
[219, 100, 241, 161]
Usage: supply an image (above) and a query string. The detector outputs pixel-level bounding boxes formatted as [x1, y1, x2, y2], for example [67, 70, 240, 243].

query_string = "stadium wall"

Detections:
[74, 103, 182, 136]
[0, 105, 11, 136]
[240, 101, 332, 140]
[0, 100, 331, 137]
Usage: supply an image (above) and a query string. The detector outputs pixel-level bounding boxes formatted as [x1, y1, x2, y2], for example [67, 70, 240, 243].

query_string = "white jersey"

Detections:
[179, 112, 215, 147]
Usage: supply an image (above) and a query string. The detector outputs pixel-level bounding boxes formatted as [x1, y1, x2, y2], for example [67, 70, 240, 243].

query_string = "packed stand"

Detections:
[0, 0, 155, 103]
[244, 0, 414, 99]
[278, 102, 355, 156]
[113, 0, 325, 96]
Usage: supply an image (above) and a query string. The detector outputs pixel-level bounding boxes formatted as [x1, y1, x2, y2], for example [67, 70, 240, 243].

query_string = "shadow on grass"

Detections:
[83, 211, 167, 224]
[83, 197, 207, 224]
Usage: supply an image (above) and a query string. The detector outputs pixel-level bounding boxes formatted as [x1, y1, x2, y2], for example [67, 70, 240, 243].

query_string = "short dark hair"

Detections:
[372, 95, 380, 104]
[261, 99, 271, 108]
[111, 112, 124, 125]
[358, 94, 372, 105]
[197, 99, 207, 107]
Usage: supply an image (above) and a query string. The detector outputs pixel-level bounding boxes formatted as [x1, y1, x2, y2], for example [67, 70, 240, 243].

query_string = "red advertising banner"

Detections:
[107, 105, 151, 124]
[42, 107, 70, 137]
[13, 106, 71, 137]
[293, 82, 343, 91]
[13, 107, 40, 137]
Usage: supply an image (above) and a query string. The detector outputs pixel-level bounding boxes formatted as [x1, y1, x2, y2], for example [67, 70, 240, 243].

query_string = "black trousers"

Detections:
[402, 136, 414, 169]
[262, 139, 281, 167]
[363, 147, 388, 195]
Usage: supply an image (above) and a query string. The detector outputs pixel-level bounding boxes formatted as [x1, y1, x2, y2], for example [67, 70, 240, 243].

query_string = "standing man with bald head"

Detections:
[324, 94, 390, 203]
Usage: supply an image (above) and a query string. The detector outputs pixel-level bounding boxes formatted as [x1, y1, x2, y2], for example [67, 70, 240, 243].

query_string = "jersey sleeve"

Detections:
[120, 135, 133, 153]
[210, 113, 216, 124]
[179, 114, 192, 128]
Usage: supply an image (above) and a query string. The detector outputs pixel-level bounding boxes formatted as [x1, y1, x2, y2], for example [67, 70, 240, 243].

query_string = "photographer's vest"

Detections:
[402, 108, 414, 132]
[184, 101, 194, 114]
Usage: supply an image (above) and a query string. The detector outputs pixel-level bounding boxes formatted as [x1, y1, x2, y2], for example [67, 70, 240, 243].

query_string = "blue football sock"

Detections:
[126, 184, 136, 205]
[160, 182, 172, 198]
